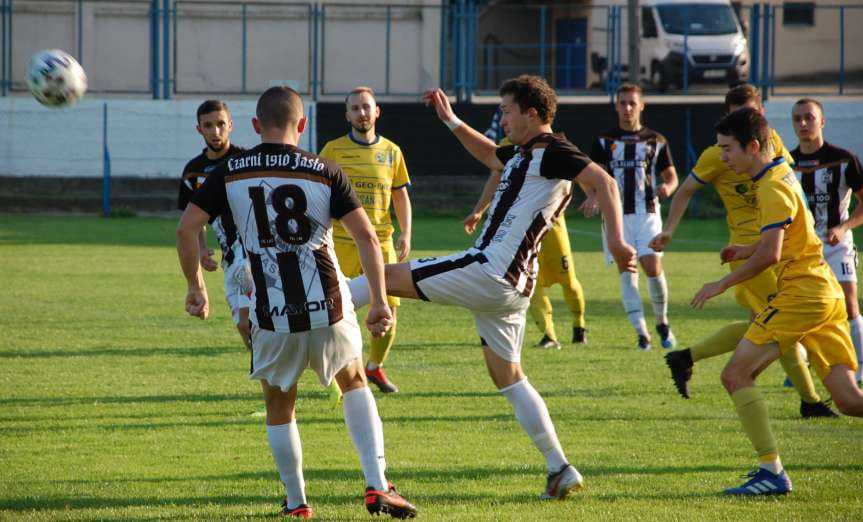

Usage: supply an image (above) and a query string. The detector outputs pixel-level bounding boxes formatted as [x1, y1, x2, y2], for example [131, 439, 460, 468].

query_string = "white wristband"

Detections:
[444, 116, 462, 131]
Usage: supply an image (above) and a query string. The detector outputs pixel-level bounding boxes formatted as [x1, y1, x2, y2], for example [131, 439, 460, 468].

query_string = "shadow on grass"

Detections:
[0, 346, 242, 359]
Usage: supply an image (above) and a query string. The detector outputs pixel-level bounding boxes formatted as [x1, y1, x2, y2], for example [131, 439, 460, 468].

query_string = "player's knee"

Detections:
[833, 392, 863, 417]
[720, 365, 744, 393]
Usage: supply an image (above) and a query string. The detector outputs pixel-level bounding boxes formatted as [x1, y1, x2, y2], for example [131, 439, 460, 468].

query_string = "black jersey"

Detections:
[191, 143, 361, 333]
[179, 144, 245, 265]
[590, 127, 674, 215]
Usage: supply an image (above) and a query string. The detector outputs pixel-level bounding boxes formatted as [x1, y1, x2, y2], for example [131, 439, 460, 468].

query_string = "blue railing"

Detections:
[1, 1, 860, 99]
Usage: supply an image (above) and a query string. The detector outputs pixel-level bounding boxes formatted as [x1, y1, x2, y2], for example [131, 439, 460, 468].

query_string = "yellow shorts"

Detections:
[334, 239, 400, 308]
[745, 294, 857, 380]
[729, 259, 778, 313]
[537, 216, 578, 288]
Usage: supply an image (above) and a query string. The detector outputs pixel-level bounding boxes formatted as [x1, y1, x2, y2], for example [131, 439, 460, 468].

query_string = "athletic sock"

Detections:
[343, 387, 387, 491]
[690, 321, 748, 362]
[499, 378, 568, 473]
[619, 271, 648, 337]
[266, 422, 307, 508]
[366, 361, 379, 371]
[529, 289, 557, 340]
[562, 276, 586, 329]
[369, 316, 397, 366]
[347, 276, 370, 309]
[730, 387, 779, 465]
[849, 315, 863, 381]
[759, 456, 784, 475]
[778, 343, 821, 404]
[646, 273, 669, 326]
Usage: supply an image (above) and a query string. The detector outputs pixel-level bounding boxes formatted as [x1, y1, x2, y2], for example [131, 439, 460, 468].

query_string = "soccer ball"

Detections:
[26, 49, 88, 107]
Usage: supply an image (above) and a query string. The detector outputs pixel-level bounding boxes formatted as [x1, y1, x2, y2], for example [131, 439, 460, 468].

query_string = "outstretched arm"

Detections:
[423, 88, 504, 171]
[650, 174, 703, 252]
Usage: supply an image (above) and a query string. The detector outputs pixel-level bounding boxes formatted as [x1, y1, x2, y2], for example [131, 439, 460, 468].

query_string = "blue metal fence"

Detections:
[0, 1, 860, 99]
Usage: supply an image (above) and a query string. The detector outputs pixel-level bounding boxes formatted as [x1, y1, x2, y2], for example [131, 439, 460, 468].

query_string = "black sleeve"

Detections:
[189, 169, 227, 219]
[330, 167, 362, 219]
[539, 140, 592, 180]
[178, 167, 194, 211]
[845, 153, 863, 192]
[656, 140, 674, 173]
[495, 145, 517, 166]
[588, 138, 607, 166]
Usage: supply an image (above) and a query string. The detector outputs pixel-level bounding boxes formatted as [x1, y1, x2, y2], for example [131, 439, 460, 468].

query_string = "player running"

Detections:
[178, 100, 252, 350]
[320, 86, 412, 393]
[349, 75, 637, 499]
[589, 83, 678, 351]
[653, 84, 836, 417]
[790, 97, 863, 388]
[691, 107, 863, 495]
[176, 86, 417, 519]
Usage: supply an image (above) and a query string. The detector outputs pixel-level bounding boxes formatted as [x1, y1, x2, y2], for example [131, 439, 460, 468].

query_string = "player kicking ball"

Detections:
[691, 108, 863, 496]
[349, 75, 637, 499]
[177, 86, 417, 518]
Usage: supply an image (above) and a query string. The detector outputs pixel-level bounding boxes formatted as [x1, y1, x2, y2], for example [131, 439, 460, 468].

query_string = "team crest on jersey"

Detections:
[735, 183, 748, 194]
[820, 171, 833, 184]
[375, 151, 393, 166]
[609, 143, 617, 152]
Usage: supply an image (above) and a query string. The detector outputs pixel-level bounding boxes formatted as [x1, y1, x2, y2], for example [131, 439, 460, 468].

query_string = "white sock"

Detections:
[619, 271, 648, 336]
[499, 378, 568, 473]
[348, 276, 371, 309]
[343, 387, 387, 491]
[646, 272, 669, 326]
[850, 315, 863, 381]
[266, 422, 306, 508]
[759, 457, 784, 475]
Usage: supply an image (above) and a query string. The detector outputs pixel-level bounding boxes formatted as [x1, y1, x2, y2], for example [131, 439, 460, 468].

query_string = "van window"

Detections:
[656, 4, 739, 35]
[642, 7, 658, 38]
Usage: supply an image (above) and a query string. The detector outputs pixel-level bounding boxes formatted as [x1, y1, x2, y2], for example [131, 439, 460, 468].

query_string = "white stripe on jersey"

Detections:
[799, 162, 853, 239]
[475, 147, 572, 296]
[602, 137, 661, 215]
[227, 173, 352, 333]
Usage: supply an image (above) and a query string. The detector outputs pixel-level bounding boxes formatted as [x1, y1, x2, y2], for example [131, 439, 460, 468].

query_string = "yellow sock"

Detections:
[690, 321, 749, 362]
[562, 276, 586, 329]
[528, 288, 557, 340]
[368, 316, 397, 366]
[778, 343, 821, 403]
[731, 387, 778, 460]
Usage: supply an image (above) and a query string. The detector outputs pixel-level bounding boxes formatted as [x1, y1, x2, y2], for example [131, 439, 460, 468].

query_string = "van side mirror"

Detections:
[641, 7, 658, 38]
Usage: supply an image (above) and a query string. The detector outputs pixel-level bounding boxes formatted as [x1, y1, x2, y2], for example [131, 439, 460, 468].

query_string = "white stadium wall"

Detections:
[0, 97, 316, 178]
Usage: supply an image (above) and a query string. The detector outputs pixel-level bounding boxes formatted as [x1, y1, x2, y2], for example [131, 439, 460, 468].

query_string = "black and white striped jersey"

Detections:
[191, 142, 362, 334]
[590, 127, 674, 215]
[473, 132, 589, 297]
[791, 142, 863, 239]
[178, 144, 246, 266]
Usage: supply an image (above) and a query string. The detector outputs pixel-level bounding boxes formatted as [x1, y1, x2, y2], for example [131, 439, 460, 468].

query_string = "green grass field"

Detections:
[1, 213, 861, 521]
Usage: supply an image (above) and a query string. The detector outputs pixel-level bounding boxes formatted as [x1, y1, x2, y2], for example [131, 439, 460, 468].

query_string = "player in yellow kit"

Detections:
[320, 86, 412, 394]
[651, 84, 836, 418]
[465, 133, 587, 349]
[690, 107, 863, 495]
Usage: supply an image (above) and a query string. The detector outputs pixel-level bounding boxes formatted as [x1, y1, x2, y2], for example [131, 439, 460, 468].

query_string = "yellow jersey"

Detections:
[754, 157, 843, 300]
[319, 134, 410, 243]
[690, 128, 793, 245]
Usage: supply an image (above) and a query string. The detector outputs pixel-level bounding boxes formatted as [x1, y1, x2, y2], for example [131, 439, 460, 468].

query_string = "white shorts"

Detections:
[223, 255, 253, 325]
[410, 251, 529, 363]
[249, 315, 362, 391]
[823, 235, 858, 283]
[603, 213, 663, 264]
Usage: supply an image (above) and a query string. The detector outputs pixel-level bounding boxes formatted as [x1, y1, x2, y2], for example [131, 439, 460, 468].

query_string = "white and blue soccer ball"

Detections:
[26, 49, 88, 108]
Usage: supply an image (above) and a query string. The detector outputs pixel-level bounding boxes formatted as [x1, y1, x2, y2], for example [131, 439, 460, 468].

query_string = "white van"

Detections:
[593, 0, 750, 90]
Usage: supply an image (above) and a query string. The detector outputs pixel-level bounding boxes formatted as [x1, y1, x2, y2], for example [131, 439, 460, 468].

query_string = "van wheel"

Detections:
[651, 63, 669, 92]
